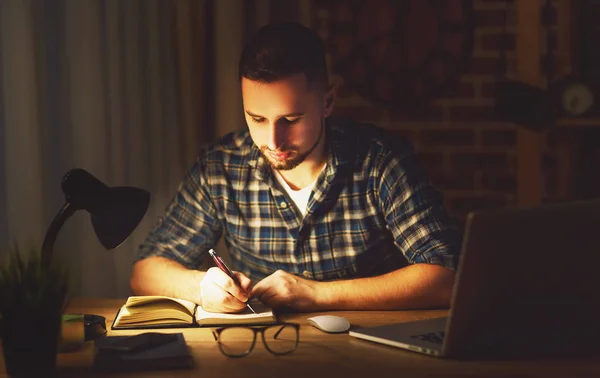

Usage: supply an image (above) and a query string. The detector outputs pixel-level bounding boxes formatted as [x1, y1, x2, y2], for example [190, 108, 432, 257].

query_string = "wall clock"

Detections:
[324, 0, 474, 109]
[560, 81, 595, 117]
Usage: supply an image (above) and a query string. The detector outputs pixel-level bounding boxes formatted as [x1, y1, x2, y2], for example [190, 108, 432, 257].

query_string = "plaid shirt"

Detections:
[135, 117, 461, 282]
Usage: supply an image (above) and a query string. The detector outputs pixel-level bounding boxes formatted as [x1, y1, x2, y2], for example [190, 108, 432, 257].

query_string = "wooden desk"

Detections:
[2, 298, 599, 378]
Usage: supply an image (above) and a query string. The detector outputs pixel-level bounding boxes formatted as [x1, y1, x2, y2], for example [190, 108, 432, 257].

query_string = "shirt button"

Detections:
[302, 270, 310, 278]
[280, 201, 288, 208]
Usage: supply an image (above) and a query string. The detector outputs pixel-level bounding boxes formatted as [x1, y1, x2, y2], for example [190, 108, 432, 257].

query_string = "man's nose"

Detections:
[266, 122, 287, 151]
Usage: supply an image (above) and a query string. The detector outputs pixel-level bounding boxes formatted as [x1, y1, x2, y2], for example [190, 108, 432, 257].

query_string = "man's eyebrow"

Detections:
[245, 111, 306, 118]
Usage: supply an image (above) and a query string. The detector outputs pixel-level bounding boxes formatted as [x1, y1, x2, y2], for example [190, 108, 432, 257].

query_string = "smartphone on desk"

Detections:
[96, 332, 179, 354]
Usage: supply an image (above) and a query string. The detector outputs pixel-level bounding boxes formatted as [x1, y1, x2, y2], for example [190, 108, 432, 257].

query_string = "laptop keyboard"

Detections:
[409, 331, 445, 344]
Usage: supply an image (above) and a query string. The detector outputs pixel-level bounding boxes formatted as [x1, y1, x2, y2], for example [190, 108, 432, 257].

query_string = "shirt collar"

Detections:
[324, 118, 354, 176]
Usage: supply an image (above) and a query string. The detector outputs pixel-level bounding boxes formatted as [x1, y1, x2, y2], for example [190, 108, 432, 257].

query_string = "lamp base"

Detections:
[59, 314, 106, 352]
[84, 314, 107, 341]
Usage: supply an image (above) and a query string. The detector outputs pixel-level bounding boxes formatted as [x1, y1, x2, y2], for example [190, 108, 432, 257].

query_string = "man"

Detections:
[131, 22, 461, 313]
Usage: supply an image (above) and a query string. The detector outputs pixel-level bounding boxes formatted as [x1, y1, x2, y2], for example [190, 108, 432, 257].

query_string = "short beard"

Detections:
[260, 120, 325, 171]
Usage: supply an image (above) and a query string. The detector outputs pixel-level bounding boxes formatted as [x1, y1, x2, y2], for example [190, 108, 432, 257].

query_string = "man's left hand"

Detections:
[251, 270, 321, 311]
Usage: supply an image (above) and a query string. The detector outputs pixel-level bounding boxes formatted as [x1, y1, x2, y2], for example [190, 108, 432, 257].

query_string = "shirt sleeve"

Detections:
[134, 153, 223, 269]
[377, 139, 462, 270]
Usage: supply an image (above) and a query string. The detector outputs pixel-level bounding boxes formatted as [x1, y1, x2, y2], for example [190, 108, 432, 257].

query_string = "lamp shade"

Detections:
[89, 186, 150, 249]
[60, 169, 150, 250]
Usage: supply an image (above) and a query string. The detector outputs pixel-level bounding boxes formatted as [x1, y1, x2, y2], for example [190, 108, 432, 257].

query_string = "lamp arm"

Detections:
[41, 202, 77, 266]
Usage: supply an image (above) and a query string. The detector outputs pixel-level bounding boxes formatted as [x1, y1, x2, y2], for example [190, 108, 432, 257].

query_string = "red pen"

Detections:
[208, 249, 256, 314]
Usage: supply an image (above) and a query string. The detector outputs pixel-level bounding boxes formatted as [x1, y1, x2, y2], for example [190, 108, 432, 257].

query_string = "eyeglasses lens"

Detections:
[264, 324, 298, 354]
[218, 327, 256, 357]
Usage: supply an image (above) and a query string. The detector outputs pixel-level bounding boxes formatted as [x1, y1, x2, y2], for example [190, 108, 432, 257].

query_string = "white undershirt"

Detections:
[272, 165, 326, 216]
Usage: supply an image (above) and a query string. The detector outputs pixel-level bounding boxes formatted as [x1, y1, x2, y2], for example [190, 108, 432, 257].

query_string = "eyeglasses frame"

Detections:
[211, 322, 300, 358]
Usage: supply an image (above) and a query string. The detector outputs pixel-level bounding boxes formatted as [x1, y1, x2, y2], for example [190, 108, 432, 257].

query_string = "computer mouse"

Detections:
[307, 315, 351, 333]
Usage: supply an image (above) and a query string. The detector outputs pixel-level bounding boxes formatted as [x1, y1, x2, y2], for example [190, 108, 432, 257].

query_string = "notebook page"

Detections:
[195, 299, 275, 324]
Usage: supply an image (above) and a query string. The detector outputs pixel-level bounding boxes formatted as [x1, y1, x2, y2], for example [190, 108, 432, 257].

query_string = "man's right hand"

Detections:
[199, 267, 253, 313]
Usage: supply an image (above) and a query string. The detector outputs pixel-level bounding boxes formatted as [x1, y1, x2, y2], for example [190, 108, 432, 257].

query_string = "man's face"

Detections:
[241, 73, 332, 171]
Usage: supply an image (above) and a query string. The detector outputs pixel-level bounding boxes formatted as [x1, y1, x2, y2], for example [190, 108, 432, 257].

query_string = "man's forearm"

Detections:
[130, 256, 206, 304]
[315, 264, 455, 310]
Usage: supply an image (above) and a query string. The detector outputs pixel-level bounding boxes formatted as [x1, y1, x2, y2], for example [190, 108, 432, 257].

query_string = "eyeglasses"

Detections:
[211, 323, 300, 358]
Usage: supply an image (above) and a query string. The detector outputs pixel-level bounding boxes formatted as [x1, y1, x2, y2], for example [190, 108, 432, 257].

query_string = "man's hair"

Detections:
[238, 22, 328, 88]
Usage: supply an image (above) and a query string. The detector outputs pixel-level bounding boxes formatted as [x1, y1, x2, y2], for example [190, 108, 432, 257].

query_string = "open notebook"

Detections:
[111, 296, 277, 330]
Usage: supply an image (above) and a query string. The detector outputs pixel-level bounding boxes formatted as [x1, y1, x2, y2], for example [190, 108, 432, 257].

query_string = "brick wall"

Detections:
[310, 0, 560, 223]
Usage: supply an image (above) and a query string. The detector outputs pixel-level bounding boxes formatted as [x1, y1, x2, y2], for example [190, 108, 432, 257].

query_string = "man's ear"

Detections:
[323, 84, 336, 117]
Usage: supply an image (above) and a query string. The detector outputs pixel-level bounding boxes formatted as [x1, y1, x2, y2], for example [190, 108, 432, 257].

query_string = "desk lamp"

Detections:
[42, 168, 150, 340]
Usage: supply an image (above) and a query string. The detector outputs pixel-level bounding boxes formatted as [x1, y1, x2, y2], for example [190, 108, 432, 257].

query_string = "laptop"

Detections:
[349, 199, 600, 359]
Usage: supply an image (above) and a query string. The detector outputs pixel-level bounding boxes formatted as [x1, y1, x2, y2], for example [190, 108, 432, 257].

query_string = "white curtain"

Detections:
[0, 0, 213, 298]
